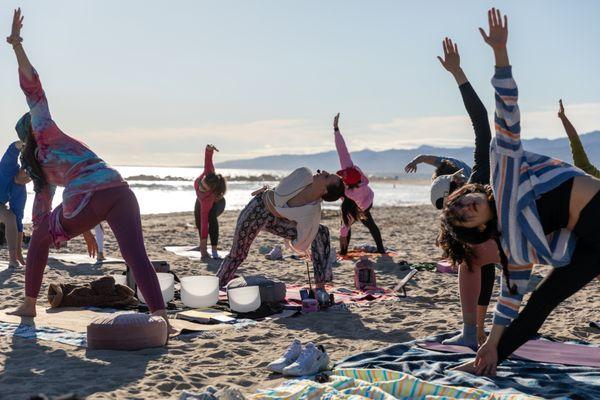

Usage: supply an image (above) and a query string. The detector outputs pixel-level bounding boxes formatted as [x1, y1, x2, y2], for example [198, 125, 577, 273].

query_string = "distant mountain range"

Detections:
[216, 131, 600, 177]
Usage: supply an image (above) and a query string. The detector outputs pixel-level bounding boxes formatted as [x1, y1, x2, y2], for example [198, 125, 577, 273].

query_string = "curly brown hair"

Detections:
[437, 183, 517, 294]
[204, 173, 227, 199]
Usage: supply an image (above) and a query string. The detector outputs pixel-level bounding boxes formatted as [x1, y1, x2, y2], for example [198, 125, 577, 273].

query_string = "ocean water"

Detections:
[21, 166, 429, 223]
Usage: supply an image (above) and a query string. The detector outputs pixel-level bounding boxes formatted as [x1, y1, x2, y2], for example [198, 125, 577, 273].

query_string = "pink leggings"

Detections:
[25, 186, 165, 312]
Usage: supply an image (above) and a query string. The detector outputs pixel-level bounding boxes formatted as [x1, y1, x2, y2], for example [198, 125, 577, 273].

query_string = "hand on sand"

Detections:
[6, 8, 23, 46]
[479, 8, 508, 50]
[474, 341, 498, 376]
[7, 298, 37, 317]
[437, 37, 461, 74]
[82, 230, 98, 258]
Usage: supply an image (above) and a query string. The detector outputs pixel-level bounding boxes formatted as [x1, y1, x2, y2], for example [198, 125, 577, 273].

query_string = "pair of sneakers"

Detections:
[267, 339, 329, 376]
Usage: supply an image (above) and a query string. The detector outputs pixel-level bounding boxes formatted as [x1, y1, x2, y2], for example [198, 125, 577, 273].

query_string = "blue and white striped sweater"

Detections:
[490, 66, 584, 326]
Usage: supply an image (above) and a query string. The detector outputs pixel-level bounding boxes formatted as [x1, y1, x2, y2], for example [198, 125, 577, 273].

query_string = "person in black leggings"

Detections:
[496, 178, 600, 362]
[430, 37, 498, 349]
[339, 198, 385, 254]
[194, 196, 226, 256]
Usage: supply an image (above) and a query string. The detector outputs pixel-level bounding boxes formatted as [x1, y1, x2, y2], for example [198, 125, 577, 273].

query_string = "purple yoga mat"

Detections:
[419, 340, 600, 368]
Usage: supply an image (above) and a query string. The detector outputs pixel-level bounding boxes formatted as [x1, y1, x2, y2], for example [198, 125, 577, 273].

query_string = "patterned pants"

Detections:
[217, 195, 332, 286]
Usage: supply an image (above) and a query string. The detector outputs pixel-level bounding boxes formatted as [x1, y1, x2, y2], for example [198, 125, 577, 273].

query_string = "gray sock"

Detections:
[442, 324, 478, 350]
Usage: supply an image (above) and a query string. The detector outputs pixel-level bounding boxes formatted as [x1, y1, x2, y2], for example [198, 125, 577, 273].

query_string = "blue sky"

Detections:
[1, 0, 600, 165]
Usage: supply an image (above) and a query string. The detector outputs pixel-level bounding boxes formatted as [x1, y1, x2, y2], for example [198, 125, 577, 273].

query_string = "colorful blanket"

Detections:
[251, 368, 539, 399]
[336, 333, 600, 399]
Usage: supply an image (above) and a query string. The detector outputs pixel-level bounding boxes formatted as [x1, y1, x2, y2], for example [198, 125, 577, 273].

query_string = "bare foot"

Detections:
[450, 360, 477, 373]
[7, 302, 36, 317]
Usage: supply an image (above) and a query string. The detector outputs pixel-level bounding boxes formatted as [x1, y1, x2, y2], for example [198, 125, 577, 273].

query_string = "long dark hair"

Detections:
[341, 197, 366, 227]
[204, 172, 227, 199]
[20, 125, 47, 193]
[322, 178, 344, 202]
[437, 183, 517, 294]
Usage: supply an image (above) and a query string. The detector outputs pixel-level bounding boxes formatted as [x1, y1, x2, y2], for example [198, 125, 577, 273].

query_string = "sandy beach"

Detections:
[0, 206, 598, 399]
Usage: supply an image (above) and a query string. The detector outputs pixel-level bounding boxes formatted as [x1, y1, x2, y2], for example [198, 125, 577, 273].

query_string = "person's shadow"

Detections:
[0, 317, 165, 400]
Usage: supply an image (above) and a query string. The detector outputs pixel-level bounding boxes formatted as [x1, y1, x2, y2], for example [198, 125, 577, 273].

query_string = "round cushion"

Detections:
[87, 313, 167, 351]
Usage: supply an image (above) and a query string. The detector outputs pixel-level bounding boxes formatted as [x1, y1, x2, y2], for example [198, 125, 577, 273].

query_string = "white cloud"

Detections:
[77, 103, 600, 166]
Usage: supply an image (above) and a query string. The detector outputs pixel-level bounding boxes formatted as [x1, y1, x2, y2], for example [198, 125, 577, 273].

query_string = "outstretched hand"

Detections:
[6, 8, 23, 46]
[479, 8, 508, 50]
[404, 160, 418, 174]
[558, 99, 566, 119]
[333, 113, 340, 131]
[437, 37, 461, 74]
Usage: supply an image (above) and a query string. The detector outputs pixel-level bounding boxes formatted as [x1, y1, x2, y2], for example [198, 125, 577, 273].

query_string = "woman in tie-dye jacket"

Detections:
[6, 9, 169, 330]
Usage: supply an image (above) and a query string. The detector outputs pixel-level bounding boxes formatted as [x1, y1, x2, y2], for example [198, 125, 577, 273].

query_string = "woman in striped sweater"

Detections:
[439, 8, 600, 375]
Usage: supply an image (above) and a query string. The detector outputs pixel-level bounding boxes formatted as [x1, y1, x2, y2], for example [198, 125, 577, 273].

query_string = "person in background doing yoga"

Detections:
[0, 141, 30, 267]
[333, 113, 385, 255]
[216, 168, 344, 293]
[412, 38, 499, 350]
[194, 144, 226, 261]
[5, 9, 170, 329]
[440, 8, 600, 375]
[559, 99, 600, 179]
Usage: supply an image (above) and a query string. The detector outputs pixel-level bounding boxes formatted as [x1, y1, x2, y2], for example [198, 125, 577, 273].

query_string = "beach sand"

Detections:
[0, 206, 598, 399]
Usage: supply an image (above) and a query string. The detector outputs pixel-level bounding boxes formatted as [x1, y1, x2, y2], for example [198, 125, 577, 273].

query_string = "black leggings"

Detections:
[340, 210, 385, 254]
[194, 197, 226, 246]
[478, 263, 496, 307]
[497, 190, 600, 362]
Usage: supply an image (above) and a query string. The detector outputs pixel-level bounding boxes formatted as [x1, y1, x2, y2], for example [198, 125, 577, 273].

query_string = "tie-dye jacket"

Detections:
[19, 68, 126, 230]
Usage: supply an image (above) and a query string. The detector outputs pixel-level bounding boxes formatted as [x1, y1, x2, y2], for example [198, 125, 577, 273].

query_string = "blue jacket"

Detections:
[0, 143, 27, 232]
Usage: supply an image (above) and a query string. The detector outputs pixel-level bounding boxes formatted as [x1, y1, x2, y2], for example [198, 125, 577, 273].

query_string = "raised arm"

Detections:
[6, 8, 52, 133]
[438, 38, 492, 184]
[333, 113, 354, 169]
[558, 100, 600, 178]
[481, 8, 520, 160]
[6, 9, 34, 80]
[203, 144, 217, 175]
[404, 155, 443, 173]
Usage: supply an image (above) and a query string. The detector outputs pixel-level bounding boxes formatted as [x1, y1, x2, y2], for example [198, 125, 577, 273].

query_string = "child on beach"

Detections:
[440, 8, 600, 375]
[0, 141, 30, 267]
[216, 168, 344, 292]
[5, 9, 170, 329]
[332, 114, 385, 255]
[194, 144, 227, 261]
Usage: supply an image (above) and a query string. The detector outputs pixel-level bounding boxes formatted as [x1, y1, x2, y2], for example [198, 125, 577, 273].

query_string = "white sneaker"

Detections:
[267, 339, 302, 373]
[265, 245, 283, 260]
[282, 343, 329, 376]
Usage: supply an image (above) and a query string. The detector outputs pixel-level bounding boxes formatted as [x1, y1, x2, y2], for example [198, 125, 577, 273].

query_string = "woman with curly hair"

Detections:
[439, 8, 600, 375]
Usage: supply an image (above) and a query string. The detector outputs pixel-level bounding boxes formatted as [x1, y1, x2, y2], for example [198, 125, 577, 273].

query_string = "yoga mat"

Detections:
[48, 253, 125, 265]
[339, 250, 397, 260]
[0, 261, 12, 272]
[419, 339, 600, 368]
[0, 306, 229, 340]
[164, 246, 228, 260]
